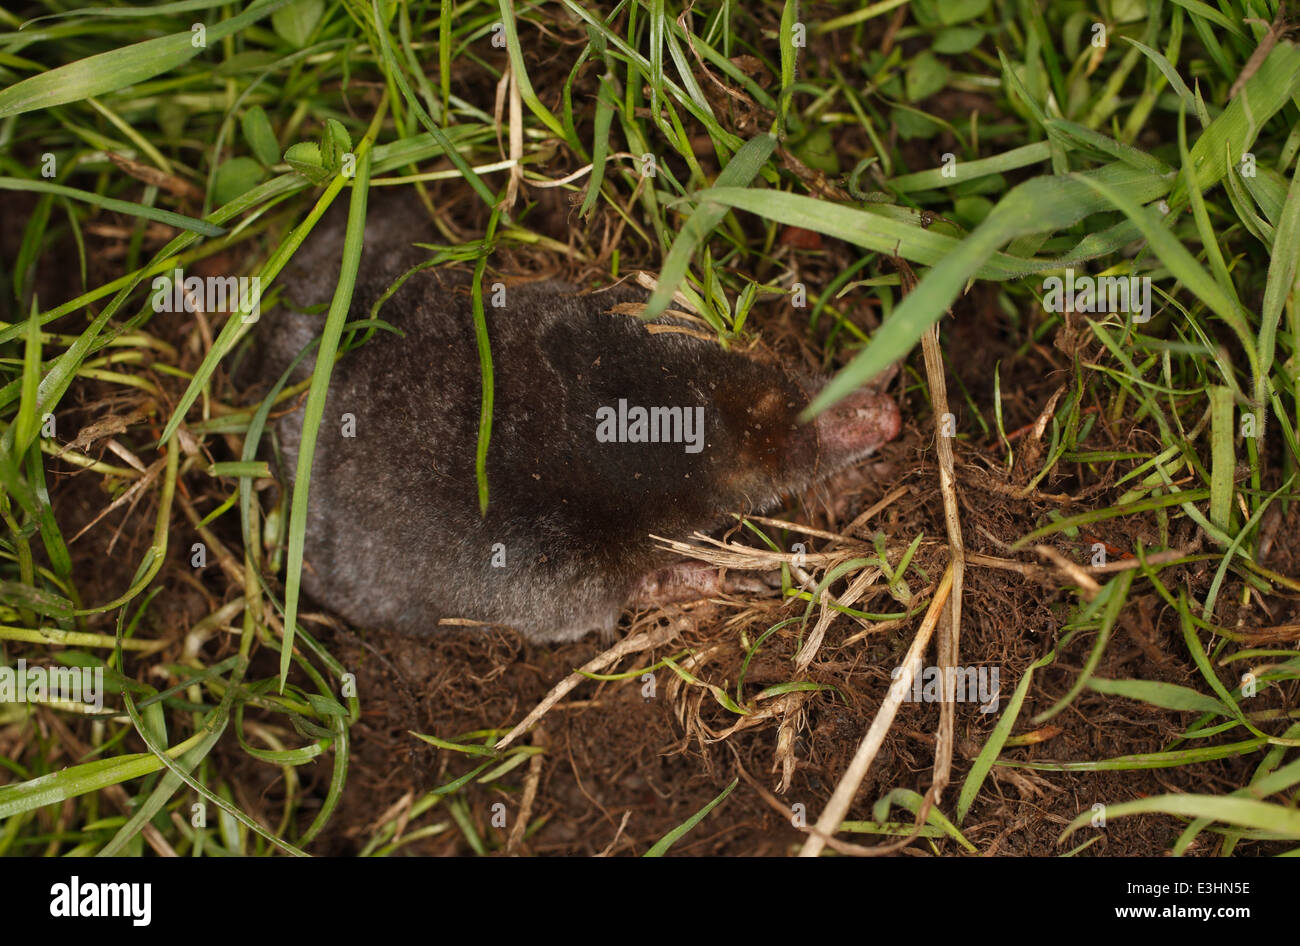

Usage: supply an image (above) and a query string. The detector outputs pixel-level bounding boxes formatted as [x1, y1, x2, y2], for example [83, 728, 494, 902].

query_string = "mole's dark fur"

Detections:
[257, 195, 900, 643]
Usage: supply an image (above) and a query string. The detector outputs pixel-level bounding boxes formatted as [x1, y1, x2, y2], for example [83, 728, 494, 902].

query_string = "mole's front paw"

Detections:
[628, 561, 780, 609]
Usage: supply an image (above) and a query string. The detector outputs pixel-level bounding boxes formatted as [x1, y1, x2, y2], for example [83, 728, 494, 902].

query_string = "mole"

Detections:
[254, 193, 901, 643]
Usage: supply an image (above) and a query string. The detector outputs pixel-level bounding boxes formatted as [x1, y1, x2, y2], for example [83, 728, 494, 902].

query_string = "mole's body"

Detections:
[259, 196, 900, 643]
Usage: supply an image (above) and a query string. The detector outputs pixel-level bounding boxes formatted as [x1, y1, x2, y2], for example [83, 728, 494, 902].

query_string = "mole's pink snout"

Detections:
[814, 387, 902, 469]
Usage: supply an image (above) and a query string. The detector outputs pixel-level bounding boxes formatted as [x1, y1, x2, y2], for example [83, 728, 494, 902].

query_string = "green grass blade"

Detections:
[1258, 155, 1300, 427]
[1207, 384, 1235, 535]
[1086, 677, 1231, 717]
[281, 145, 373, 691]
[1061, 794, 1300, 845]
[0, 0, 290, 118]
[1009, 738, 1269, 772]
[1119, 36, 1206, 125]
[0, 178, 224, 237]
[1169, 40, 1300, 206]
[957, 649, 1056, 823]
[0, 731, 204, 820]
[644, 777, 738, 856]
[579, 74, 618, 219]
[495, 0, 568, 143]
[888, 141, 1051, 193]
[471, 209, 503, 515]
